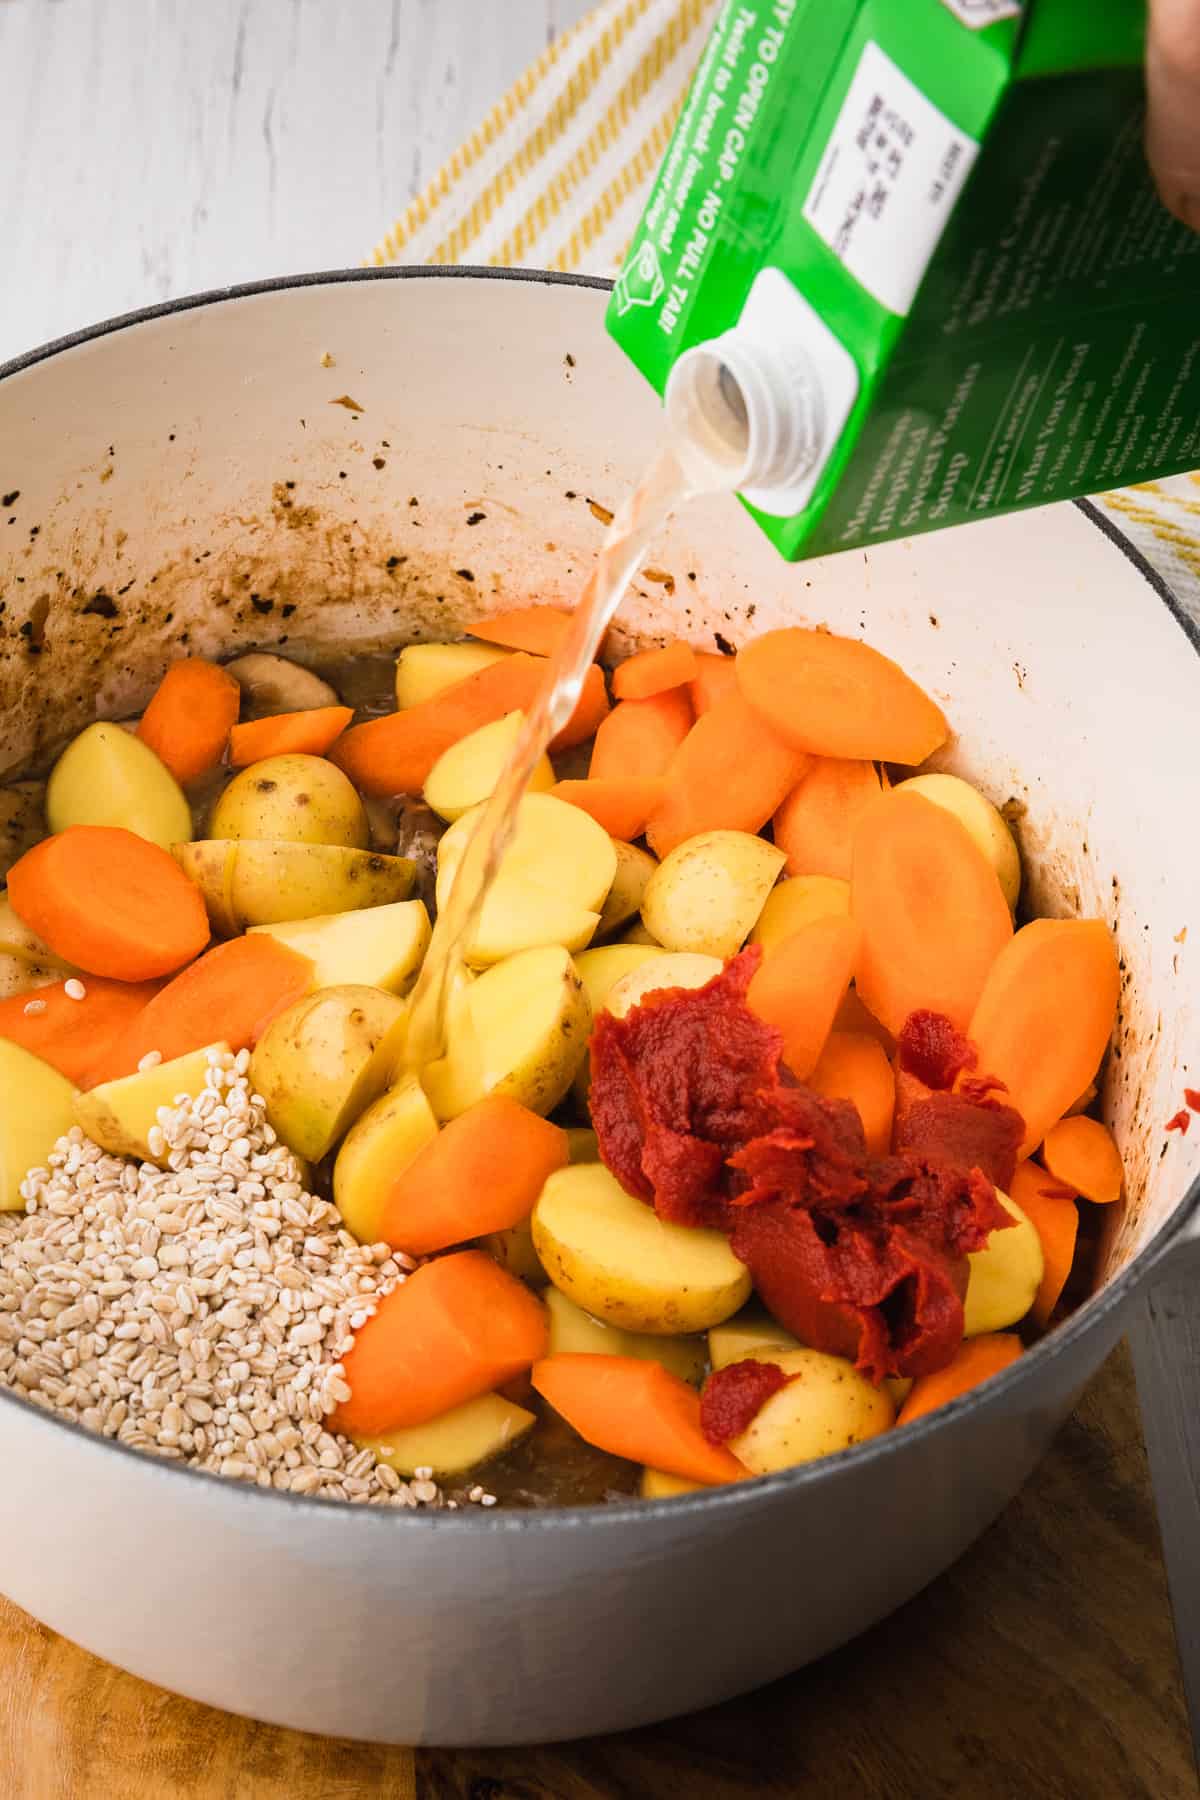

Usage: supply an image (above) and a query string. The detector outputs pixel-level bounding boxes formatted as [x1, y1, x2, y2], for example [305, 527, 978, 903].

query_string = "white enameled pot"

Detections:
[0, 270, 1198, 1747]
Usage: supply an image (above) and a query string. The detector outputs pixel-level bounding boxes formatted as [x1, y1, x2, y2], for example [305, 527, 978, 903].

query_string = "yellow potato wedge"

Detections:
[532, 1162, 751, 1336]
[332, 1074, 440, 1243]
[597, 840, 657, 939]
[571, 942, 664, 1105]
[708, 1312, 800, 1371]
[899, 773, 1021, 909]
[0, 1041, 78, 1210]
[47, 721, 191, 850]
[605, 951, 723, 1021]
[250, 985, 408, 1162]
[640, 1467, 704, 1499]
[394, 641, 511, 710]
[424, 711, 554, 823]
[964, 1191, 1044, 1336]
[250, 899, 430, 994]
[642, 830, 786, 960]
[211, 753, 369, 849]
[478, 1216, 547, 1286]
[750, 875, 851, 954]
[436, 793, 616, 966]
[422, 944, 591, 1121]
[174, 840, 416, 934]
[619, 920, 662, 947]
[543, 1287, 707, 1383]
[354, 1390, 535, 1477]
[727, 1347, 894, 1473]
[74, 1043, 230, 1165]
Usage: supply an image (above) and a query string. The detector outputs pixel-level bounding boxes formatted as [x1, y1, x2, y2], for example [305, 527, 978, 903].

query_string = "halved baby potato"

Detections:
[963, 1191, 1044, 1336]
[898, 773, 1021, 909]
[604, 951, 723, 1020]
[175, 840, 416, 934]
[543, 1287, 707, 1385]
[74, 1043, 230, 1165]
[435, 793, 617, 966]
[394, 640, 511, 710]
[642, 830, 786, 960]
[250, 985, 408, 1162]
[532, 1162, 751, 1336]
[353, 1389, 535, 1478]
[211, 753, 369, 849]
[250, 899, 430, 994]
[47, 721, 192, 850]
[750, 875, 851, 955]
[708, 1312, 801, 1371]
[0, 1040, 79, 1210]
[424, 711, 554, 823]
[0, 894, 77, 999]
[726, 1346, 894, 1473]
[423, 944, 591, 1121]
[619, 920, 662, 947]
[596, 840, 657, 939]
[640, 1467, 704, 1499]
[332, 1073, 440, 1243]
[479, 1216, 547, 1286]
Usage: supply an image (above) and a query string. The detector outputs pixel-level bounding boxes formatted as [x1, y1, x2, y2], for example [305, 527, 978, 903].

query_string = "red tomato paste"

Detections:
[589, 950, 1015, 1383]
[700, 1359, 790, 1445]
[897, 1009, 978, 1089]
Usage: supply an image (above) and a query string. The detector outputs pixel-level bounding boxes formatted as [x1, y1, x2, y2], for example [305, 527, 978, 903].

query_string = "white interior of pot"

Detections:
[1, 272, 1198, 1293]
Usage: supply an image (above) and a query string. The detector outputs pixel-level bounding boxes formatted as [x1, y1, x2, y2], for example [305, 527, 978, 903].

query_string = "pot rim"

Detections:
[1, 263, 1196, 1531]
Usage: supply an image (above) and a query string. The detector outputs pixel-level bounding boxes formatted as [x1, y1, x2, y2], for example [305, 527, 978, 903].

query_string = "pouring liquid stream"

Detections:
[404, 437, 728, 1079]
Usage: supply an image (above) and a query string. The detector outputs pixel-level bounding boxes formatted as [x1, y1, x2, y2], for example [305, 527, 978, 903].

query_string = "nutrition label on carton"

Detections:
[802, 42, 977, 316]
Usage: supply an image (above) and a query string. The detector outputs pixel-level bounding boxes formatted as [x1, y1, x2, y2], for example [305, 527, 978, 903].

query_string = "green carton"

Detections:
[606, 0, 1200, 560]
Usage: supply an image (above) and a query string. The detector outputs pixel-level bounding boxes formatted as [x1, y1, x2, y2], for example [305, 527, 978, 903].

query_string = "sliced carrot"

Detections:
[532, 1354, 745, 1486]
[84, 934, 313, 1086]
[611, 641, 698, 701]
[0, 976, 163, 1086]
[467, 606, 572, 657]
[737, 628, 949, 764]
[137, 659, 241, 785]
[8, 826, 210, 982]
[1040, 1114, 1123, 1204]
[966, 919, 1120, 1157]
[331, 655, 607, 796]
[808, 1031, 895, 1155]
[551, 777, 665, 841]
[774, 758, 883, 880]
[851, 789, 1012, 1036]
[834, 985, 895, 1052]
[228, 705, 353, 768]
[747, 916, 860, 1082]
[377, 1096, 568, 1257]
[332, 1251, 548, 1435]
[1008, 1160, 1079, 1327]
[646, 693, 812, 859]
[897, 1334, 1023, 1426]
[689, 651, 739, 717]
[589, 689, 693, 782]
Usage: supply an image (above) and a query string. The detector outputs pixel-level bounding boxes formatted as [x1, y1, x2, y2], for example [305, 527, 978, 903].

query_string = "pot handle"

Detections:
[1130, 1220, 1200, 1747]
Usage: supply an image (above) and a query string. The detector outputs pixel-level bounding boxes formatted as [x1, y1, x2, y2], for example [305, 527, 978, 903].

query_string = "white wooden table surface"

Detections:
[0, 0, 593, 365]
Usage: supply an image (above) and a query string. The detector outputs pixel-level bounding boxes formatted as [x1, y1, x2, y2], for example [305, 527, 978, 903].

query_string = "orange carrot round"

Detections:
[8, 826, 210, 982]
[689, 652, 739, 717]
[611, 640, 698, 702]
[589, 689, 693, 782]
[228, 705, 353, 768]
[532, 1354, 746, 1486]
[551, 776, 665, 842]
[137, 659, 241, 784]
[1040, 1114, 1123, 1204]
[1008, 1160, 1079, 1327]
[377, 1096, 567, 1256]
[774, 757, 883, 880]
[332, 656, 607, 796]
[966, 919, 1120, 1157]
[851, 789, 1012, 1035]
[467, 606, 572, 656]
[808, 1030, 895, 1155]
[83, 933, 313, 1087]
[0, 976, 163, 1086]
[646, 692, 812, 858]
[737, 627, 949, 764]
[332, 1251, 548, 1435]
[747, 915, 860, 1082]
[897, 1334, 1023, 1426]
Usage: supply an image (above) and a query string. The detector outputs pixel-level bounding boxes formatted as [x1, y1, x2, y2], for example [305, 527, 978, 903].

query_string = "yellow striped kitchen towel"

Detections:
[369, 0, 1200, 615]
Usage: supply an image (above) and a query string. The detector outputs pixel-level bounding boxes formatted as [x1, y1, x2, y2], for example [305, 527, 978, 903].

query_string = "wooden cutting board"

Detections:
[0, 1340, 1191, 1800]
